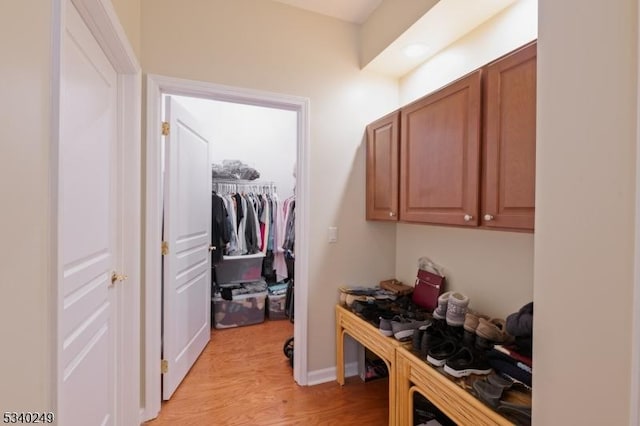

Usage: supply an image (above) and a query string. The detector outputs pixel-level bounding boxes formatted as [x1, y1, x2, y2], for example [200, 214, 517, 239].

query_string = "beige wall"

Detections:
[110, 0, 141, 58]
[395, 0, 537, 318]
[535, 0, 637, 423]
[140, 0, 399, 372]
[0, 0, 53, 412]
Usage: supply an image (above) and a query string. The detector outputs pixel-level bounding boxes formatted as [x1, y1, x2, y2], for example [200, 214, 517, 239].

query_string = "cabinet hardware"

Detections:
[463, 214, 473, 222]
[484, 214, 494, 221]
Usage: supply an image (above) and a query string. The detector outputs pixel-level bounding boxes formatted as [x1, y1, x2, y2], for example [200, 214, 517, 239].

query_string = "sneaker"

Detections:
[472, 379, 504, 407]
[445, 292, 469, 327]
[391, 317, 430, 341]
[443, 346, 492, 377]
[433, 291, 453, 320]
[378, 316, 395, 337]
[420, 322, 447, 358]
[412, 324, 431, 352]
[426, 339, 459, 367]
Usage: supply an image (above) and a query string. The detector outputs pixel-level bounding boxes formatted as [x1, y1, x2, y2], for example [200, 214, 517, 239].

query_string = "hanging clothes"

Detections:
[211, 192, 231, 265]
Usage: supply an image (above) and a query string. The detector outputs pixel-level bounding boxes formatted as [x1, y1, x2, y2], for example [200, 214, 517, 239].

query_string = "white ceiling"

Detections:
[270, 0, 521, 77]
[270, 0, 383, 24]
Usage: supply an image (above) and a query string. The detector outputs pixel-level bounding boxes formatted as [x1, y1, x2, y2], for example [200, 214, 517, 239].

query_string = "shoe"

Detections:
[420, 323, 447, 358]
[378, 316, 395, 337]
[476, 318, 512, 344]
[391, 317, 430, 341]
[443, 346, 492, 377]
[426, 339, 459, 367]
[445, 292, 469, 327]
[463, 310, 489, 333]
[432, 291, 452, 320]
[412, 324, 430, 352]
[472, 379, 504, 407]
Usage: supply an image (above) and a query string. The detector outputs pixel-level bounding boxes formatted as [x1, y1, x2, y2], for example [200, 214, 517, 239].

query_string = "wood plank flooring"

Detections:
[145, 319, 389, 426]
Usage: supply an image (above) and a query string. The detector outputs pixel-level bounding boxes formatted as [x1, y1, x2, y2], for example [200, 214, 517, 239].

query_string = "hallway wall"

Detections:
[141, 0, 399, 373]
[0, 0, 54, 412]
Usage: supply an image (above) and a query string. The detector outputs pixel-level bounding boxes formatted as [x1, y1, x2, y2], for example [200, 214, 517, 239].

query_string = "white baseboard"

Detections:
[306, 362, 359, 386]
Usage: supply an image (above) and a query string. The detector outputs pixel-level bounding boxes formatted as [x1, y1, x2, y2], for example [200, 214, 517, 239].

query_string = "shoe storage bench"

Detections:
[335, 304, 520, 426]
[396, 346, 512, 425]
[335, 304, 407, 426]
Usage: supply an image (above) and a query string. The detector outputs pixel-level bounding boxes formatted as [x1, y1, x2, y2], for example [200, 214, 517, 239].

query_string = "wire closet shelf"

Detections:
[212, 179, 277, 196]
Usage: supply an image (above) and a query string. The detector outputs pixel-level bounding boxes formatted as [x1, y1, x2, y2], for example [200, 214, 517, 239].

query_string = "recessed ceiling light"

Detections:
[403, 43, 430, 58]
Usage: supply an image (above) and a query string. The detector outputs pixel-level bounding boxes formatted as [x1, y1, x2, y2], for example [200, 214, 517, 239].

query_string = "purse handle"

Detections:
[418, 256, 444, 277]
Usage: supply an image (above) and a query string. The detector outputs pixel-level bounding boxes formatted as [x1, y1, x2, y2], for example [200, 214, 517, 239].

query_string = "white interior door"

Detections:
[162, 97, 212, 399]
[58, 2, 119, 425]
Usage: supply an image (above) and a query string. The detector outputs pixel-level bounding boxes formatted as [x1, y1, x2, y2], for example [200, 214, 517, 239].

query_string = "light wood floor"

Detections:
[145, 319, 389, 426]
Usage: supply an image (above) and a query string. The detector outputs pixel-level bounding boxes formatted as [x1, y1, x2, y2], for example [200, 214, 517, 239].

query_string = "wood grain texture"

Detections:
[146, 320, 389, 426]
[366, 111, 400, 221]
[482, 41, 537, 231]
[400, 70, 482, 226]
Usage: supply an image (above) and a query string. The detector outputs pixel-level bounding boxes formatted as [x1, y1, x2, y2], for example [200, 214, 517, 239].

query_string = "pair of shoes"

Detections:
[391, 317, 431, 341]
[378, 315, 397, 337]
[432, 292, 470, 326]
[443, 346, 492, 377]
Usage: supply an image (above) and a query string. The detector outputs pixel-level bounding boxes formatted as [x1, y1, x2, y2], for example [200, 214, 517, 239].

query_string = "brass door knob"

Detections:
[111, 272, 128, 286]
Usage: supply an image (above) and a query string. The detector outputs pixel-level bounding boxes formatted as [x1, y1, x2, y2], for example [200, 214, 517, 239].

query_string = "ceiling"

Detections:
[270, 0, 522, 77]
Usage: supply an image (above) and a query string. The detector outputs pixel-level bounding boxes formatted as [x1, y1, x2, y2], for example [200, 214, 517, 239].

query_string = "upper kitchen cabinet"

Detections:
[482, 41, 537, 231]
[399, 70, 482, 226]
[366, 111, 400, 221]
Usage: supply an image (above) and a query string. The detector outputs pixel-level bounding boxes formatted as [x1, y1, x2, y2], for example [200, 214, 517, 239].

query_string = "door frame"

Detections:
[51, 0, 141, 424]
[143, 74, 310, 421]
[631, 0, 640, 421]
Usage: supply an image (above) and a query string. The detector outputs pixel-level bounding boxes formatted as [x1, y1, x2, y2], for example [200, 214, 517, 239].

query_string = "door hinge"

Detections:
[161, 359, 168, 374]
[161, 121, 170, 136]
[161, 241, 169, 256]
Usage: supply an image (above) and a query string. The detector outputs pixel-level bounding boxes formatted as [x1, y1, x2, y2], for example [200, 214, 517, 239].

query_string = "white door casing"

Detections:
[144, 75, 309, 420]
[58, 2, 117, 424]
[162, 97, 212, 399]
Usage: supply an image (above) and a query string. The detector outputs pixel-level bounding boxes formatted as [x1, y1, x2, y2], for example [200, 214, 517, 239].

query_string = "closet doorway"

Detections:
[143, 75, 310, 421]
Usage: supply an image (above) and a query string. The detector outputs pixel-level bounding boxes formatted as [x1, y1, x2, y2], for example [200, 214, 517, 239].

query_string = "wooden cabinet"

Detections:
[365, 41, 537, 231]
[399, 70, 482, 226]
[366, 111, 399, 221]
[482, 42, 537, 230]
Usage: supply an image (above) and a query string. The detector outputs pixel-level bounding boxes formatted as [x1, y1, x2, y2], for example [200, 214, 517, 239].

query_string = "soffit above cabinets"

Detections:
[364, 0, 518, 77]
[270, 0, 526, 78]
[270, 0, 383, 24]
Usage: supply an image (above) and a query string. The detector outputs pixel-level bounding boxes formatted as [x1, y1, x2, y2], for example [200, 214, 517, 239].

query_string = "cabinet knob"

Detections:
[484, 214, 494, 221]
[463, 214, 473, 222]
[389, 211, 396, 217]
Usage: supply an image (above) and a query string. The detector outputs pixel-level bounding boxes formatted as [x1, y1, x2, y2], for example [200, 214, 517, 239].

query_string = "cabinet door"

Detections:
[400, 70, 482, 226]
[366, 111, 399, 221]
[482, 42, 537, 231]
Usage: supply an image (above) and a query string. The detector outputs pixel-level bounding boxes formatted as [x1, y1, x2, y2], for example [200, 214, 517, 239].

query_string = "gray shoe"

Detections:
[378, 316, 395, 337]
[391, 318, 431, 341]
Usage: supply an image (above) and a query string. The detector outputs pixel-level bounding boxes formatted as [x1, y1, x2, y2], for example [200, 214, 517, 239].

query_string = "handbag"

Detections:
[412, 257, 445, 311]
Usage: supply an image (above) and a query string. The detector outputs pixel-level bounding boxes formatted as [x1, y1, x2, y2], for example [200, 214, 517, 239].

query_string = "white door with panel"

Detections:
[58, 2, 121, 425]
[162, 97, 212, 399]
